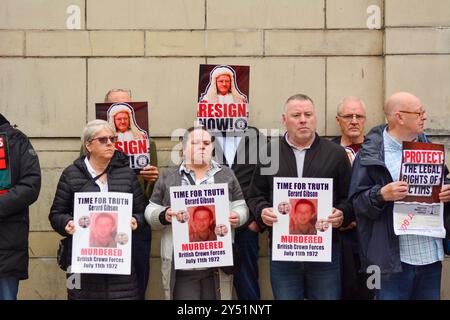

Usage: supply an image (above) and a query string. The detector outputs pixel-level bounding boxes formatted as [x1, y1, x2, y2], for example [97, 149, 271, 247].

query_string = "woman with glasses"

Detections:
[49, 119, 146, 300]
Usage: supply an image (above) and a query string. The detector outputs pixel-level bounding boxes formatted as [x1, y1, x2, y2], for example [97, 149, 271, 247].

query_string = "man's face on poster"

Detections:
[215, 224, 228, 237]
[95, 215, 115, 239]
[114, 112, 130, 133]
[294, 203, 315, 226]
[194, 209, 213, 232]
[216, 74, 231, 96]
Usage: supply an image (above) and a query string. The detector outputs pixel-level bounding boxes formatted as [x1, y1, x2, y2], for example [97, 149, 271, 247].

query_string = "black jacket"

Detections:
[348, 124, 449, 273]
[49, 151, 146, 299]
[247, 133, 353, 240]
[0, 116, 41, 280]
[213, 127, 268, 229]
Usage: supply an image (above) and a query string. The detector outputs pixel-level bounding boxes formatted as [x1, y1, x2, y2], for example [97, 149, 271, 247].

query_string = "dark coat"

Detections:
[348, 124, 450, 273]
[247, 133, 353, 241]
[0, 117, 41, 280]
[213, 126, 268, 229]
[49, 151, 146, 300]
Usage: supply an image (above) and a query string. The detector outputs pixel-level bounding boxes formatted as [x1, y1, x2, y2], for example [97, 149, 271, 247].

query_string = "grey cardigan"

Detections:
[145, 164, 249, 300]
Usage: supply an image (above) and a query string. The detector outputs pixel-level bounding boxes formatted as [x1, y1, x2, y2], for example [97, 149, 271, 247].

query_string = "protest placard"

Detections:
[272, 177, 333, 262]
[393, 141, 446, 238]
[96, 101, 150, 171]
[170, 183, 233, 269]
[196, 64, 249, 132]
[71, 192, 133, 275]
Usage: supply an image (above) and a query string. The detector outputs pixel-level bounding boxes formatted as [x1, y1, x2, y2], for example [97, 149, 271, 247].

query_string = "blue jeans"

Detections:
[270, 243, 341, 300]
[233, 228, 261, 300]
[132, 237, 151, 300]
[0, 277, 19, 300]
[376, 261, 442, 300]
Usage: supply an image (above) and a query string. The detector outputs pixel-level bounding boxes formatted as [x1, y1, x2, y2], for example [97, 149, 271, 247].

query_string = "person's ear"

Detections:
[85, 142, 91, 154]
[395, 112, 404, 124]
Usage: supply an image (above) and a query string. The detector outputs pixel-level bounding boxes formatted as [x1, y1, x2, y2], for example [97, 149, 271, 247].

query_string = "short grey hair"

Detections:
[336, 96, 366, 115]
[283, 94, 315, 112]
[104, 89, 132, 103]
[81, 119, 115, 155]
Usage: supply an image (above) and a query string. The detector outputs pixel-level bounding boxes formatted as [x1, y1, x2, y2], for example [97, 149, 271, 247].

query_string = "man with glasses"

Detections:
[333, 96, 374, 300]
[349, 91, 450, 300]
[333, 96, 367, 165]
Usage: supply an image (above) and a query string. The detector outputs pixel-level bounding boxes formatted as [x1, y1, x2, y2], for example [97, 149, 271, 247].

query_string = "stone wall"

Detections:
[0, 0, 448, 299]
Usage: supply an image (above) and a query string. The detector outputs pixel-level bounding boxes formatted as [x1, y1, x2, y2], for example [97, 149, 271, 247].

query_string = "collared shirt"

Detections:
[178, 160, 222, 186]
[383, 127, 443, 265]
[84, 157, 108, 192]
[216, 135, 242, 167]
[284, 134, 311, 177]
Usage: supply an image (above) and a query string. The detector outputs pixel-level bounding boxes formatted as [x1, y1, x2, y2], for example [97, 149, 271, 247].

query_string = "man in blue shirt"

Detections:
[349, 91, 450, 300]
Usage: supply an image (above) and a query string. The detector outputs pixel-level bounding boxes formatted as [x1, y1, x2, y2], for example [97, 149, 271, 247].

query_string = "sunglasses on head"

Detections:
[91, 136, 117, 144]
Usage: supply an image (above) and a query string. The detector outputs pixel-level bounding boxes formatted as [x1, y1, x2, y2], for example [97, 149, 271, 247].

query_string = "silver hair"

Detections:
[81, 119, 115, 156]
[104, 88, 132, 103]
[336, 96, 366, 115]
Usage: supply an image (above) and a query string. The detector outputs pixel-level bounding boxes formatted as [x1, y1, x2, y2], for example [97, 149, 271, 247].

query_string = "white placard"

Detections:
[170, 183, 233, 270]
[71, 192, 133, 275]
[272, 177, 333, 262]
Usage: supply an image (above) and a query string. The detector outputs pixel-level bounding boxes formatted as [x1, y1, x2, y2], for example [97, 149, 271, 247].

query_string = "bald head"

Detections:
[384, 92, 421, 119]
[383, 91, 427, 141]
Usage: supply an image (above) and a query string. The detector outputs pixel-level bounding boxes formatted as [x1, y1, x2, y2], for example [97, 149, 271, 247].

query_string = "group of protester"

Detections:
[1, 66, 449, 300]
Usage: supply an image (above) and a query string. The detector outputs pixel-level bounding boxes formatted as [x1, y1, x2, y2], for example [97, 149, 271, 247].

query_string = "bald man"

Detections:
[349, 92, 450, 300]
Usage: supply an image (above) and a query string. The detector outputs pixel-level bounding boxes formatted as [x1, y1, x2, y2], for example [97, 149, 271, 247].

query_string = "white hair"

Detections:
[104, 89, 131, 103]
[336, 96, 366, 115]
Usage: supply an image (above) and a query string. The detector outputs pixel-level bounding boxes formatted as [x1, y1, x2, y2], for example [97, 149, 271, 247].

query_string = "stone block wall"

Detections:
[0, 0, 449, 299]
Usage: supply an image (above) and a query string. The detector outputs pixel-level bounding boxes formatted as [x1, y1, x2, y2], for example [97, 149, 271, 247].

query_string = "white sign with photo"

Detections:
[272, 177, 333, 262]
[170, 183, 233, 270]
[71, 192, 133, 275]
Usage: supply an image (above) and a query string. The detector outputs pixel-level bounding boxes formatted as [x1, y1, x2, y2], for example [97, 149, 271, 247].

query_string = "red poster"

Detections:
[400, 141, 445, 203]
[393, 141, 446, 238]
[196, 64, 250, 132]
[95, 102, 150, 170]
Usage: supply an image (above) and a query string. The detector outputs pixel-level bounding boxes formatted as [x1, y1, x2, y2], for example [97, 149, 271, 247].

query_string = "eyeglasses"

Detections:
[398, 110, 426, 118]
[90, 136, 117, 144]
[337, 114, 366, 121]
